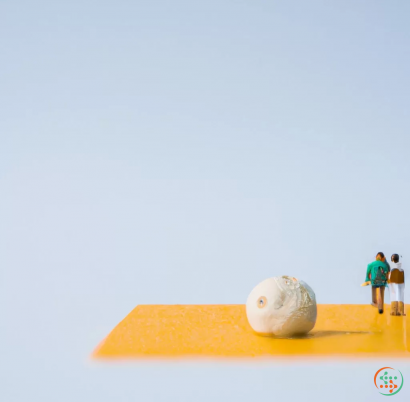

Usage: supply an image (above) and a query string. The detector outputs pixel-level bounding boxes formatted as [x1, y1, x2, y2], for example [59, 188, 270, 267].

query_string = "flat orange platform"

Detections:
[93, 304, 410, 359]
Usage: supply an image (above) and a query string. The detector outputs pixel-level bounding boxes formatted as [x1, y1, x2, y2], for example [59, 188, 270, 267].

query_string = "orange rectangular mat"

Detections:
[93, 304, 410, 359]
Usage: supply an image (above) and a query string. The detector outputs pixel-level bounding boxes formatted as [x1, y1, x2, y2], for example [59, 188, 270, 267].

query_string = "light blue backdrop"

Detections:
[1, 1, 409, 400]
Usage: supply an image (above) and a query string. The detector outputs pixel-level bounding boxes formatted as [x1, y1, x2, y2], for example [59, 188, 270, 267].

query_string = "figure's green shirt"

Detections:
[365, 260, 390, 286]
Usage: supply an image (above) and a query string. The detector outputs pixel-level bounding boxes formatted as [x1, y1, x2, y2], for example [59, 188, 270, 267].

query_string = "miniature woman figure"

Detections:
[362, 252, 390, 314]
[389, 254, 405, 316]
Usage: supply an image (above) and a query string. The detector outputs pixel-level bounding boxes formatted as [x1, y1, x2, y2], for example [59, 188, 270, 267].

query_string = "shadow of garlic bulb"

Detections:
[246, 276, 317, 337]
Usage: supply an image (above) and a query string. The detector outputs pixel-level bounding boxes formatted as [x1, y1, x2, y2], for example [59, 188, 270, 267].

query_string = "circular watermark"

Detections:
[374, 367, 404, 396]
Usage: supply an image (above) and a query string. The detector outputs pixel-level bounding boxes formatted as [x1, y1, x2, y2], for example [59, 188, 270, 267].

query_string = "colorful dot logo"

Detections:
[374, 367, 404, 396]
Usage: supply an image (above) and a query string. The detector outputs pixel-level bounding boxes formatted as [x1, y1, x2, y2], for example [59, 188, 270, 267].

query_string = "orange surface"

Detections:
[93, 304, 410, 359]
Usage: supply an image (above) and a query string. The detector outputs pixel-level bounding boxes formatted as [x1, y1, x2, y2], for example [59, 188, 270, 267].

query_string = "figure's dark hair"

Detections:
[391, 254, 400, 263]
[376, 252, 385, 259]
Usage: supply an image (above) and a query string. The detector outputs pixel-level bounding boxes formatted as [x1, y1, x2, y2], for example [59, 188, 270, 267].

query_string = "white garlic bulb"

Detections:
[246, 276, 317, 337]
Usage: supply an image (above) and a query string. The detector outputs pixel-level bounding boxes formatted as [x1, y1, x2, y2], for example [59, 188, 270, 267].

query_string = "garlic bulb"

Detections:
[246, 276, 317, 337]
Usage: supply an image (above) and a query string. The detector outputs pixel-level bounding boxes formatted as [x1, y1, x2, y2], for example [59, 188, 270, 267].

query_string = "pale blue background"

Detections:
[1, 1, 409, 400]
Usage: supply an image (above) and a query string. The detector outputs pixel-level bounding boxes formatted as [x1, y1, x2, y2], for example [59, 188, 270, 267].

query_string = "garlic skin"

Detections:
[246, 276, 317, 337]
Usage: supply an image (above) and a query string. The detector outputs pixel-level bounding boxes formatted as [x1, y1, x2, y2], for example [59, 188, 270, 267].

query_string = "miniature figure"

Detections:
[389, 254, 405, 316]
[362, 252, 390, 314]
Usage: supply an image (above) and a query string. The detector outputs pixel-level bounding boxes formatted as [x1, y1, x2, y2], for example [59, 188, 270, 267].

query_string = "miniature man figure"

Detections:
[389, 254, 405, 316]
[362, 252, 390, 314]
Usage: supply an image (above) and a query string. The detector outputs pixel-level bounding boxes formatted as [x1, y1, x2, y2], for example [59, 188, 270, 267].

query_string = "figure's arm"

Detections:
[365, 264, 371, 282]
[385, 264, 390, 277]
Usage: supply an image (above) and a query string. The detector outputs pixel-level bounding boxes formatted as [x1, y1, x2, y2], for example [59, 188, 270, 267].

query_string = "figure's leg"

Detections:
[399, 302, 405, 316]
[378, 287, 385, 314]
[371, 286, 377, 307]
[398, 284, 406, 316]
[390, 284, 398, 316]
[391, 301, 398, 316]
